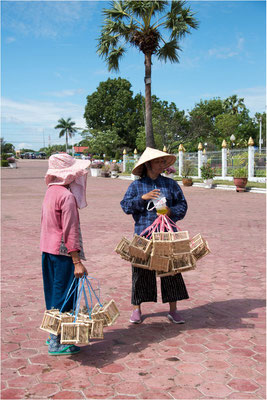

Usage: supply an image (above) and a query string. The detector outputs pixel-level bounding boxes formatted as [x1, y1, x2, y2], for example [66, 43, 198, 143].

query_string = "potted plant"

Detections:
[90, 160, 104, 177]
[200, 163, 215, 188]
[181, 160, 193, 186]
[163, 165, 176, 179]
[233, 167, 248, 192]
[111, 163, 120, 178]
[101, 164, 111, 177]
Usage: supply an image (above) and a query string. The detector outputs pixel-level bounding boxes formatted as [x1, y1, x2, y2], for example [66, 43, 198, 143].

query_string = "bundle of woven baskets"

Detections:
[40, 276, 119, 344]
[115, 230, 210, 277]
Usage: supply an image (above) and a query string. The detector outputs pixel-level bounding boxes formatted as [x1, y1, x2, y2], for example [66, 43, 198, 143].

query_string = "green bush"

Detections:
[255, 169, 266, 177]
[1, 160, 9, 167]
[125, 160, 135, 174]
[233, 167, 248, 178]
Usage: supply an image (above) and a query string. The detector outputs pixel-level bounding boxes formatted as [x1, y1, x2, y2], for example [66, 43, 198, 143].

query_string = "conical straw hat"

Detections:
[132, 147, 176, 176]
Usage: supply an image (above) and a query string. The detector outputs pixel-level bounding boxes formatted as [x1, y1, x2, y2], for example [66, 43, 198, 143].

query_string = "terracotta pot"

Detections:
[234, 177, 248, 192]
[182, 178, 193, 186]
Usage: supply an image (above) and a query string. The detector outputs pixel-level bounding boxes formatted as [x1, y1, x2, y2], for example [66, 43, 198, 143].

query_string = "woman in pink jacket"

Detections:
[40, 153, 90, 355]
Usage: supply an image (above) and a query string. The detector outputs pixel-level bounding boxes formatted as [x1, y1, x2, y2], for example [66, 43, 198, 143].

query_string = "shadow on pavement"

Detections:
[75, 297, 265, 367]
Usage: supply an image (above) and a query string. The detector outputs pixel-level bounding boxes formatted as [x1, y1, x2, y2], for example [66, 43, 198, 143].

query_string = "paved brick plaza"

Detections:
[1, 159, 266, 399]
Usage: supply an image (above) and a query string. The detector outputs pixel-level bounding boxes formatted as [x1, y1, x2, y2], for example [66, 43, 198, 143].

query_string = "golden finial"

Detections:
[123, 149, 127, 155]
[198, 143, 203, 150]
[248, 137, 254, 146]
[222, 140, 227, 148]
[134, 148, 138, 154]
[163, 145, 167, 152]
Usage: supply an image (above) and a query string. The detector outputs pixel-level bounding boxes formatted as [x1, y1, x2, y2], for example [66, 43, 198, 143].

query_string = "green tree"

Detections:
[97, 0, 198, 148]
[88, 129, 125, 158]
[84, 78, 141, 149]
[1, 138, 15, 154]
[54, 118, 78, 152]
[39, 144, 68, 157]
[254, 112, 266, 148]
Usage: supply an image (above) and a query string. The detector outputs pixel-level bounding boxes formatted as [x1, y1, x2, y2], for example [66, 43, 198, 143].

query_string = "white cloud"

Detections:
[208, 36, 245, 59]
[5, 37, 16, 43]
[2, 97, 87, 129]
[45, 89, 85, 98]
[236, 86, 266, 115]
[2, 1, 97, 39]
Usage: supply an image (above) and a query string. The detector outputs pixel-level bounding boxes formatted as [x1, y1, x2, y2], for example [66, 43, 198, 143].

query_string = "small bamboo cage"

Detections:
[40, 310, 62, 335]
[91, 300, 120, 327]
[172, 253, 196, 273]
[129, 234, 152, 260]
[170, 231, 190, 254]
[131, 256, 151, 270]
[114, 237, 132, 261]
[90, 319, 104, 339]
[61, 321, 91, 344]
[156, 270, 176, 278]
[190, 234, 211, 260]
[152, 232, 171, 256]
[150, 252, 170, 272]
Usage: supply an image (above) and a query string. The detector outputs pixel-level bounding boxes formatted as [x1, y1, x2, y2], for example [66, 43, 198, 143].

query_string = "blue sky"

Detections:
[1, 0, 266, 151]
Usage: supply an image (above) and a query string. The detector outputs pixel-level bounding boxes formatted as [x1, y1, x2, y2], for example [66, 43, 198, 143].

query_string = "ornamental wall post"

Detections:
[221, 140, 227, 179]
[198, 143, 203, 178]
[123, 148, 127, 173]
[178, 144, 185, 176]
[248, 137, 255, 180]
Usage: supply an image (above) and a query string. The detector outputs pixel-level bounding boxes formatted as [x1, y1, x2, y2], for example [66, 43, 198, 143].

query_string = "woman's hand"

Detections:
[74, 261, 88, 278]
[142, 189, 161, 201]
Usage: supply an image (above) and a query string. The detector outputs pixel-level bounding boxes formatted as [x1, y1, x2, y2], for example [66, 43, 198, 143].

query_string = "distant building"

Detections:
[74, 146, 89, 155]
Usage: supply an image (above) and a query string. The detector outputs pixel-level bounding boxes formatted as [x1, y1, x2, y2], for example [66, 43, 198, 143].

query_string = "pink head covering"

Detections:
[45, 153, 91, 209]
[45, 153, 91, 186]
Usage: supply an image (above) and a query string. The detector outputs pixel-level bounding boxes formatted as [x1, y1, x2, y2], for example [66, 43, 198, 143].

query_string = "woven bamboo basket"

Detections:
[156, 270, 176, 278]
[40, 310, 74, 335]
[152, 232, 171, 256]
[171, 253, 196, 273]
[131, 256, 151, 270]
[90, 319, 104, 339]
[190, 234, 211, 260]
[114, 237, 132, 261]
[129, 234, 152, 260]
[60, 321, 91, 344]
[91, 300, 120, 327]
[150, 252, 170, 272]
[170, 231, 190, 254]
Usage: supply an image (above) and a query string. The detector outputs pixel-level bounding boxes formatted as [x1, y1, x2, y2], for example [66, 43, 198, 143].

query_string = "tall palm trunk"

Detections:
[145, 52, 156, 148]
[65, 131, 68, 153]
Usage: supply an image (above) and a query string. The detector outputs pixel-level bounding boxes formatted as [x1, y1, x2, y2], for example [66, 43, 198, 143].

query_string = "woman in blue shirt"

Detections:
[121, 147, 189, 324]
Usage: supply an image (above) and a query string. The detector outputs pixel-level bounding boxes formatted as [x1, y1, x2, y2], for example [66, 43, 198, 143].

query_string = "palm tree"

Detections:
[54, 118, 78, 152]
[97, 0, 198, 148]
[223, 95, 245, 115]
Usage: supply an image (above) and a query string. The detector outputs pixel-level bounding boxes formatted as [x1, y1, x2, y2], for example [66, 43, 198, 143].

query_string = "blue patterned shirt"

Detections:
[120, 175, 187, 235]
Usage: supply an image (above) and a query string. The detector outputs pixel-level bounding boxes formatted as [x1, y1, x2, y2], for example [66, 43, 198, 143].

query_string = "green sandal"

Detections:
[48, 345, 81, 356]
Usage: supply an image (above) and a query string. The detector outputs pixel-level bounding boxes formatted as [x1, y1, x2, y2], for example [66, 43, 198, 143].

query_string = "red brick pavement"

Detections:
[1, 159, 266, 399]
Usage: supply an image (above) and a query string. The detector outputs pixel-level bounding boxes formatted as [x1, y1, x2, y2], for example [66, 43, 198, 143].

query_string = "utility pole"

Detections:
[259, 116, 262, 154]
[43, 129, 45, 148]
